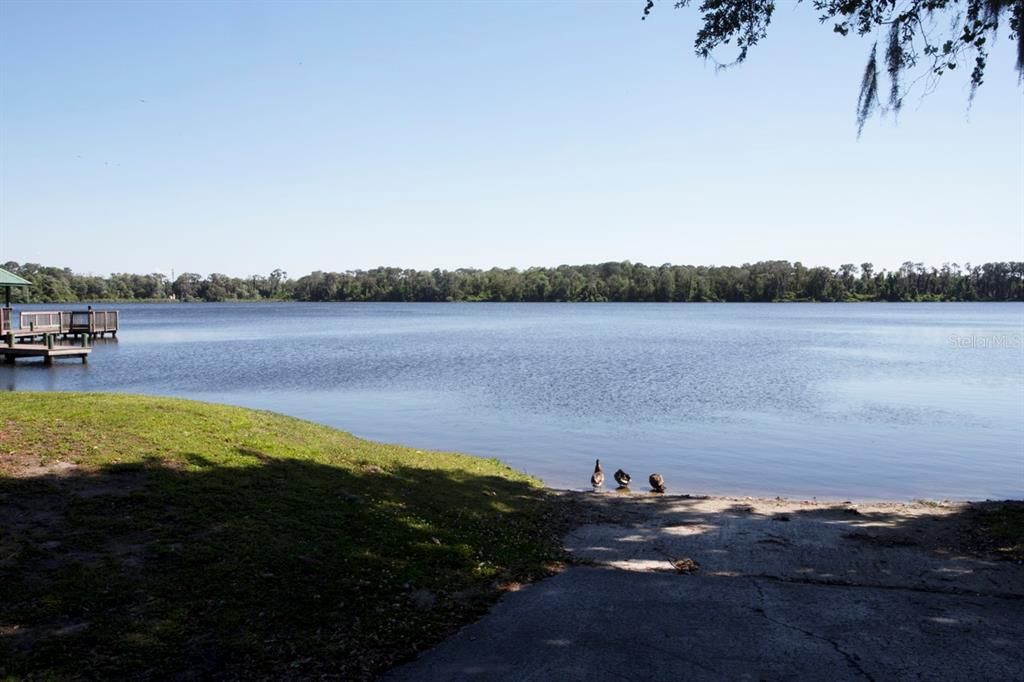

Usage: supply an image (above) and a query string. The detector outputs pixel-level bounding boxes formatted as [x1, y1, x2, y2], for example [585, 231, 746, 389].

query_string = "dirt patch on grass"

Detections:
[1, 422, 80, 478]
[1, 442, 147, 493]
[1, 450, 151, 582]
[1, 458, 77, 478]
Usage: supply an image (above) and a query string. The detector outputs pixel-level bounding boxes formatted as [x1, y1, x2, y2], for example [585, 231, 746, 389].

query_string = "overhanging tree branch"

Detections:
[645, 0, 1024, 133]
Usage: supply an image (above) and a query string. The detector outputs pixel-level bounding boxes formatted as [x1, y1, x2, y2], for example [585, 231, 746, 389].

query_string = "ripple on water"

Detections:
[2, 302, 1021, 499]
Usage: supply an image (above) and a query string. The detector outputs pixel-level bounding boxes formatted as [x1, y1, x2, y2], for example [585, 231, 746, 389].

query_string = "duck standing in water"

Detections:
[649, 473, 666, 494]
[591, 459, 605, 491]
[614, 469, 631, 487]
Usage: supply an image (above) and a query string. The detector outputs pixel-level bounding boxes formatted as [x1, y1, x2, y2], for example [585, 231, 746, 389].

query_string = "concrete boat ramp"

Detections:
[388, 494, 1024, 681]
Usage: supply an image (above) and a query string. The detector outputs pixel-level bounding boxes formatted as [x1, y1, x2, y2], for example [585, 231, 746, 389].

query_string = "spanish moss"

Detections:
[857, 44, 879, 137]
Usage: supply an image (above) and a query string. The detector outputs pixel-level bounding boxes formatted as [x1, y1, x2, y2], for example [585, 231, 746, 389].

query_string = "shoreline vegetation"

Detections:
[1, 393, 1021, 678]
[5, 260, 1023, 304]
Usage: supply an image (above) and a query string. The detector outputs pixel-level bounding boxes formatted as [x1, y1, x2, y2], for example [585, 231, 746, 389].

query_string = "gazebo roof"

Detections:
[0, 267, 31, 287]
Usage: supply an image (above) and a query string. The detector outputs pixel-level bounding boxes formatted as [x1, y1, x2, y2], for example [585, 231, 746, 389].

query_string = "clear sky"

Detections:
[1, 0, 1021, 278]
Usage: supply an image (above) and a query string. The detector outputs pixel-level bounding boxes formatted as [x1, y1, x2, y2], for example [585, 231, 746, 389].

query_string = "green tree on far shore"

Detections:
[3, 260, 1022, 304]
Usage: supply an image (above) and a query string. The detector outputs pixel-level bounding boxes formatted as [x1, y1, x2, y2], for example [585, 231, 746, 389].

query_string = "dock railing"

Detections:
[16, 309, 119, 337]
[69, 310, 118, 334]
[19, 311, 63, 333]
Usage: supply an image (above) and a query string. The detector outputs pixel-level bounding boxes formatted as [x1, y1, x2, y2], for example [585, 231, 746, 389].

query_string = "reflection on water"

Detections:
[2, 302, 1021, 500]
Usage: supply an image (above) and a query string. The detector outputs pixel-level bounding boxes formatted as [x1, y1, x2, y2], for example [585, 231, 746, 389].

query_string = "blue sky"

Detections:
[1, 0, 1021, 277]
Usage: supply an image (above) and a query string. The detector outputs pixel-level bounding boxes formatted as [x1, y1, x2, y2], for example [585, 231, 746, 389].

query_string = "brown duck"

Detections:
[591, 459, 604, 490]
[649, 473, 666, 493]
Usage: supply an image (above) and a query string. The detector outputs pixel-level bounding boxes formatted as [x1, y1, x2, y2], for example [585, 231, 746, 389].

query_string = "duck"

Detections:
[614, 469, 631, 487]
[649, 473, 666, 493]
[590, 459, 604, 490]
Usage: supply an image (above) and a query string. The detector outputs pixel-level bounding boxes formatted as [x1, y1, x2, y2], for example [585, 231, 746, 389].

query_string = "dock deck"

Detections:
[1, 343, 91, 364]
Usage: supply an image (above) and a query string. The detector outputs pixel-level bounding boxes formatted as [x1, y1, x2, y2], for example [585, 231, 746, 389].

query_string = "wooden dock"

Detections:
[1, 270, 116, 366]
[1, 342, 91, 364]
[1, 308, 115, 365]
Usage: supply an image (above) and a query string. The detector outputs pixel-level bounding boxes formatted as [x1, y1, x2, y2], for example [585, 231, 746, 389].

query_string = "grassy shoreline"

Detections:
[2, 393, 1020, 678]
[0, 393, 564, 679]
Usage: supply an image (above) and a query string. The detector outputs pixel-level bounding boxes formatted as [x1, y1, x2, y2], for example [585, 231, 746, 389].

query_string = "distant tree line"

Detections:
[3, 260, 1022, 304]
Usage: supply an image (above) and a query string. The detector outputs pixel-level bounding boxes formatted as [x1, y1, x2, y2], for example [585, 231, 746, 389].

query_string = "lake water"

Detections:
[2, 302, 1021, 500]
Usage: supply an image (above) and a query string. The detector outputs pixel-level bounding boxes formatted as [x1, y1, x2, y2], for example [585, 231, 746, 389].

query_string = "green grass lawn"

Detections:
[0, 393, 563, 679]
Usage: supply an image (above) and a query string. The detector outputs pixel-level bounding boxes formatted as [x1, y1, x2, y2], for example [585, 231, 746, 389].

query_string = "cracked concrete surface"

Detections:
[388, 494, 1024, 681]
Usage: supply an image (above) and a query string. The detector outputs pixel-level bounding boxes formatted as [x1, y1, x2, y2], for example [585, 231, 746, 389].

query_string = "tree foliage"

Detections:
[646, 0, 1024, 134]
[3, 260, 1022, 304]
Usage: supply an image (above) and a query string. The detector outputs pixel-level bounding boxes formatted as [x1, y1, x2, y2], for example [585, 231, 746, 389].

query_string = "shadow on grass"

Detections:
[0, 454, 560, 679]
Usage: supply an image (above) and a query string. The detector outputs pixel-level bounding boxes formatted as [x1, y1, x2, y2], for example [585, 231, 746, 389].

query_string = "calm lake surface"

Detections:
[3, 302, 1021, 500]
